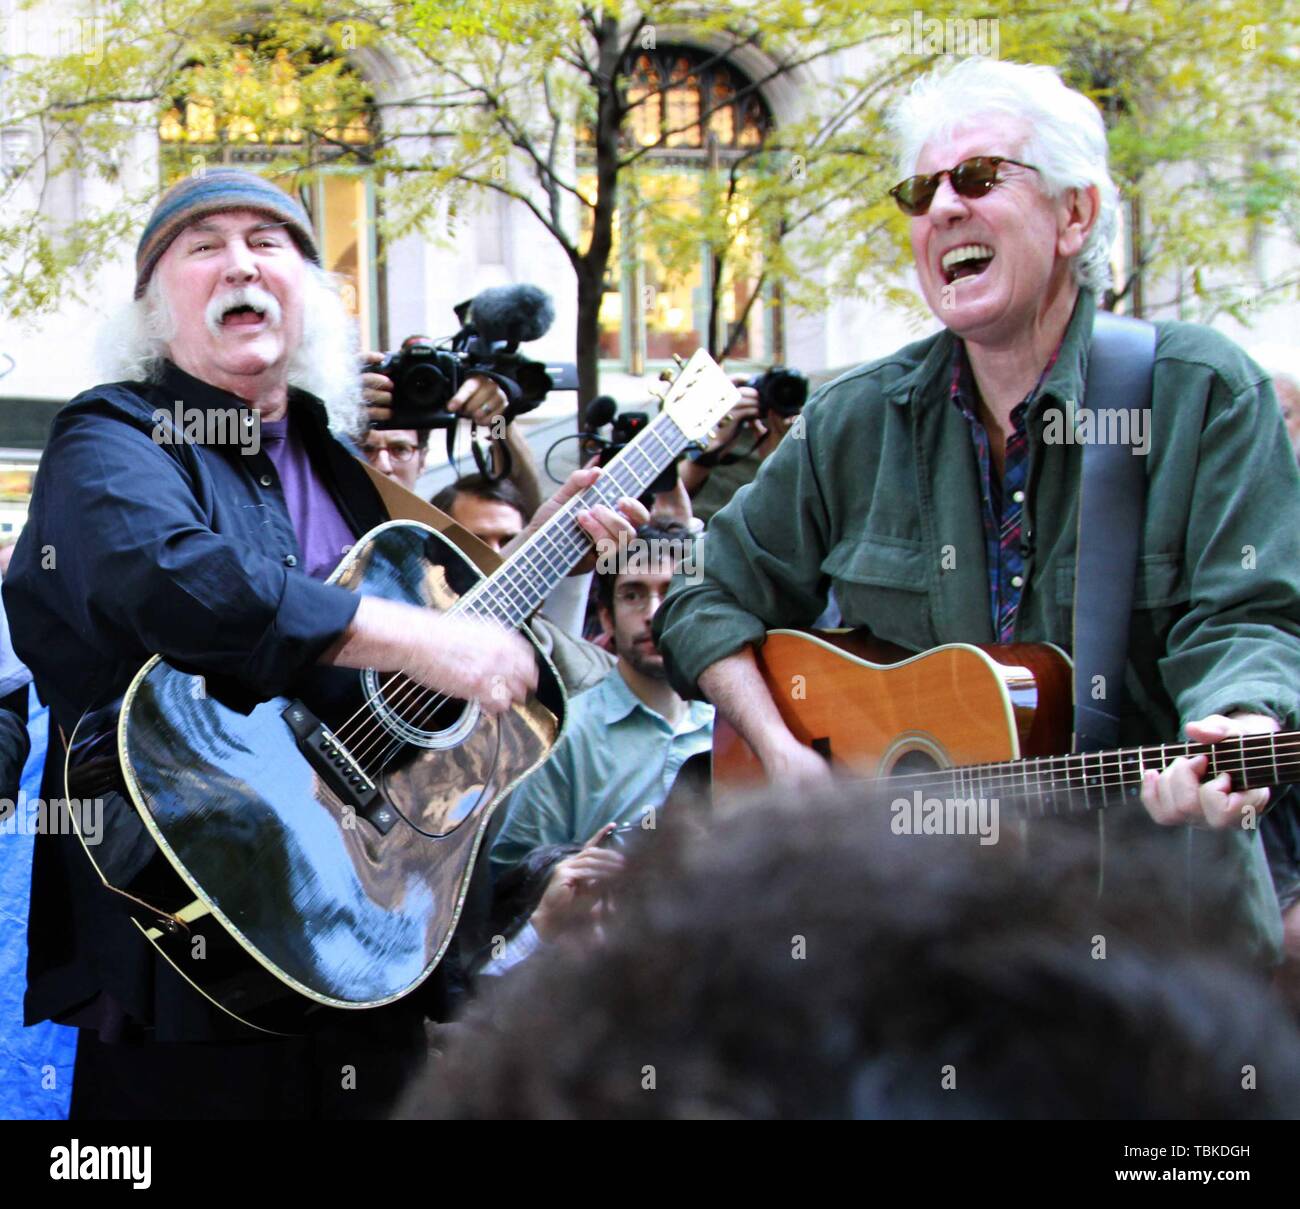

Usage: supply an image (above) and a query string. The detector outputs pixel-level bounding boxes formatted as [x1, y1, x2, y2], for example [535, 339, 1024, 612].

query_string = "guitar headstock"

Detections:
[658, 349, 742, 443]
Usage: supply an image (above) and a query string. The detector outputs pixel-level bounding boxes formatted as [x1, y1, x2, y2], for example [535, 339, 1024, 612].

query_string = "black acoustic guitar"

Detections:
[70, 350, 738, 1033]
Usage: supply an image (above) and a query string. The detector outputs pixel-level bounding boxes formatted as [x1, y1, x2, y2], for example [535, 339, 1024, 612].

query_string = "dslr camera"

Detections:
[372, 285, 577, 431]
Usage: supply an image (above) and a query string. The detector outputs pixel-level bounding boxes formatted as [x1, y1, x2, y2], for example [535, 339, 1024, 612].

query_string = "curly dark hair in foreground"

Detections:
[399, 786, 1300, 1120]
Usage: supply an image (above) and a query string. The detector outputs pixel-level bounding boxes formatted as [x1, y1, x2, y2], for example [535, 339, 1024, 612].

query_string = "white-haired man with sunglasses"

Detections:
[655, 59, 1300, 964]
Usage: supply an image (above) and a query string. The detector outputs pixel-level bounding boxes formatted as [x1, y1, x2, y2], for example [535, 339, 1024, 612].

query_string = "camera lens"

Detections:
[402, 362, 451, 408]
[769, 373, 808, 416]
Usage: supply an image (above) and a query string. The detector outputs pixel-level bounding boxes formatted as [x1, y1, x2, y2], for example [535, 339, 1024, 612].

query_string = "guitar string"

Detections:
[949, 761, 1296, 820]
[887, 746, 1300, 794]
[349, 457, 675, 777]
[331, 451, 638, 758]
[878, 744, 1300, 800]
[340, 506, 596, 771]
[912, 740, 1300, 787]
[341, 472, 635, 771]
[335, 414, 673, 762]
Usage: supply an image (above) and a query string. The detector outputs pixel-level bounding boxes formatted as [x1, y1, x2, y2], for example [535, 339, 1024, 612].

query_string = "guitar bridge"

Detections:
[281, 701, 397, 835]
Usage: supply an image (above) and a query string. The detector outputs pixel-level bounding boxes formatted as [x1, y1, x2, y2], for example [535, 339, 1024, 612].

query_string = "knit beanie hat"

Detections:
[134, 168, 321, 298]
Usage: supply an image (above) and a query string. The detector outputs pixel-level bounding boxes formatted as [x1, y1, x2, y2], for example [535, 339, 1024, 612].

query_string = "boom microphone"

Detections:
[584, 394, 618, 429]
[468, 285, 556, 347]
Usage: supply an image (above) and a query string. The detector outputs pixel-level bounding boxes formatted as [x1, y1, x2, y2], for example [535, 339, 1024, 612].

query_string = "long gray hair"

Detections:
[96, 261, 365, 435]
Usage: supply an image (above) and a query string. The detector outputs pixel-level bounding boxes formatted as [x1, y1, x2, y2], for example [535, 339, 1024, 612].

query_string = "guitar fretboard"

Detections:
[886, 731, 1300, 817]
[455, 410, 691, 629]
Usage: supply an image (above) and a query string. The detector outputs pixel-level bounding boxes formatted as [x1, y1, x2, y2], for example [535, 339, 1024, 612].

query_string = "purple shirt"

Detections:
[260, 417, 357, 581]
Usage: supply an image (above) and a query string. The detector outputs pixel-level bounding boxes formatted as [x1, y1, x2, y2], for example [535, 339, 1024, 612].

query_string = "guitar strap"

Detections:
[1070, 310, 1156, 755]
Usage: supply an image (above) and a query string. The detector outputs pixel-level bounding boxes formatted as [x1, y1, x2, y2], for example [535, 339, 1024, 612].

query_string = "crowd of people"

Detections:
[1, 54, 1299, 1122]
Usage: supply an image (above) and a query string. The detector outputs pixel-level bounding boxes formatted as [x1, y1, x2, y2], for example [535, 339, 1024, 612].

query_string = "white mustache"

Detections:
[205, 286, 283, 335]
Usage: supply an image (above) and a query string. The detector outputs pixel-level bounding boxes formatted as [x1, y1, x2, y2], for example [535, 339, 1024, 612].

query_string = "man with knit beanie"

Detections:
[2, 168, 641, 1120]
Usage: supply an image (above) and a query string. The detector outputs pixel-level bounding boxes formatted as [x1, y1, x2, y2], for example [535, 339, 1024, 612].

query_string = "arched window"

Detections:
[579, 47, 774, 371]
[158, 37, 382, 346]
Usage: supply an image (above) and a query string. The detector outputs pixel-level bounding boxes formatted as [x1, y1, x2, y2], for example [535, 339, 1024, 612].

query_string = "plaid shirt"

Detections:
[950, 342, 1061, 643]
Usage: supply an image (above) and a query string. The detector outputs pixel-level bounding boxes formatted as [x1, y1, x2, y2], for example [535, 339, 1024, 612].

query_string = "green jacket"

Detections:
[656, 289, 1300, 961]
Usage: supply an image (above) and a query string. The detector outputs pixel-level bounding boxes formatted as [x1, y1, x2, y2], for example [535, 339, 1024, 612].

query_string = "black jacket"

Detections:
[2, 362, 453, 1039]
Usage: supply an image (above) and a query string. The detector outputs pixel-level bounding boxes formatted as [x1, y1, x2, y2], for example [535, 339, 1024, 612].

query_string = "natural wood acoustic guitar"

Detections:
[712, 630, 1296, 820]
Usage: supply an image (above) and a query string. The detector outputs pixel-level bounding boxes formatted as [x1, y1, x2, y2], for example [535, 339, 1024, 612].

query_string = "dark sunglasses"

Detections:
[890, 155, 1038, 216]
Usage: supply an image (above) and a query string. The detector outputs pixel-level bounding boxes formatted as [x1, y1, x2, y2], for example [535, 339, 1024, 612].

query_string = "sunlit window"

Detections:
[584, 49, 769, 155]
[578, 47, 773, 370]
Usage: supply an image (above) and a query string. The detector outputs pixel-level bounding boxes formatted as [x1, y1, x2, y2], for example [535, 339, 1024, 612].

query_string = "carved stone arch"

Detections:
[638, 25, 810, 131]
[349, 39, 426, 111]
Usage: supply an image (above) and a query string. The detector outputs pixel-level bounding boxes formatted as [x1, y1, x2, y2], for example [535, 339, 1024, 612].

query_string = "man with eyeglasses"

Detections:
[491, 520, 713, 880]
[358, 427, 430, 492]
[358, 350, 508, 493]
[359, 353, 548, 529]
[654, 59, 1300, 965]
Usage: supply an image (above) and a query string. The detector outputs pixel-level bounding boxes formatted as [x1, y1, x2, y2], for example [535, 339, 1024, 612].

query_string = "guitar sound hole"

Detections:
[890, 749, 942, 777]
[384, 684, 465, 732]
[360, 670, 480, 750]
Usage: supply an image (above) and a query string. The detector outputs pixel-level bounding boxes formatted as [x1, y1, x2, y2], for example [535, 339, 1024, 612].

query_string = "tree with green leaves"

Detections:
[384, 0, 919, 404]
[1, 0, 1296, 410]
[998, 1, 1299, 322]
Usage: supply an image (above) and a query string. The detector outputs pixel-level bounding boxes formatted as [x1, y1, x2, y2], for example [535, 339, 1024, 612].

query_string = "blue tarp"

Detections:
[0, 687, 76, 1119]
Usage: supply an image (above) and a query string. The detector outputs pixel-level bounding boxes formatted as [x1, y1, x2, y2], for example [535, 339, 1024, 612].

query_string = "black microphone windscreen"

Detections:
[470, 284, 556, 345]
[585, 395, 618, 428]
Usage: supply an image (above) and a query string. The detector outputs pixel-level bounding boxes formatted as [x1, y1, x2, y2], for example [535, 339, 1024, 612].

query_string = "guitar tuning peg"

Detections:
[672, 354, 686, 368]
[658, 368, 675, 384]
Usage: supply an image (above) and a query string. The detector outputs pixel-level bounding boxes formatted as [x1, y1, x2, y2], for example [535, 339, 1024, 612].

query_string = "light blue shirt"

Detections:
[491, 665, 714, 876]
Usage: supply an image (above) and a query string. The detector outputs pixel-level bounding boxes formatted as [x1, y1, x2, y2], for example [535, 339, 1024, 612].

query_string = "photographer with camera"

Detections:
[679, 367, 806, 526]
[360, 345, 547, 513]
[359, 286, 573, 510]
